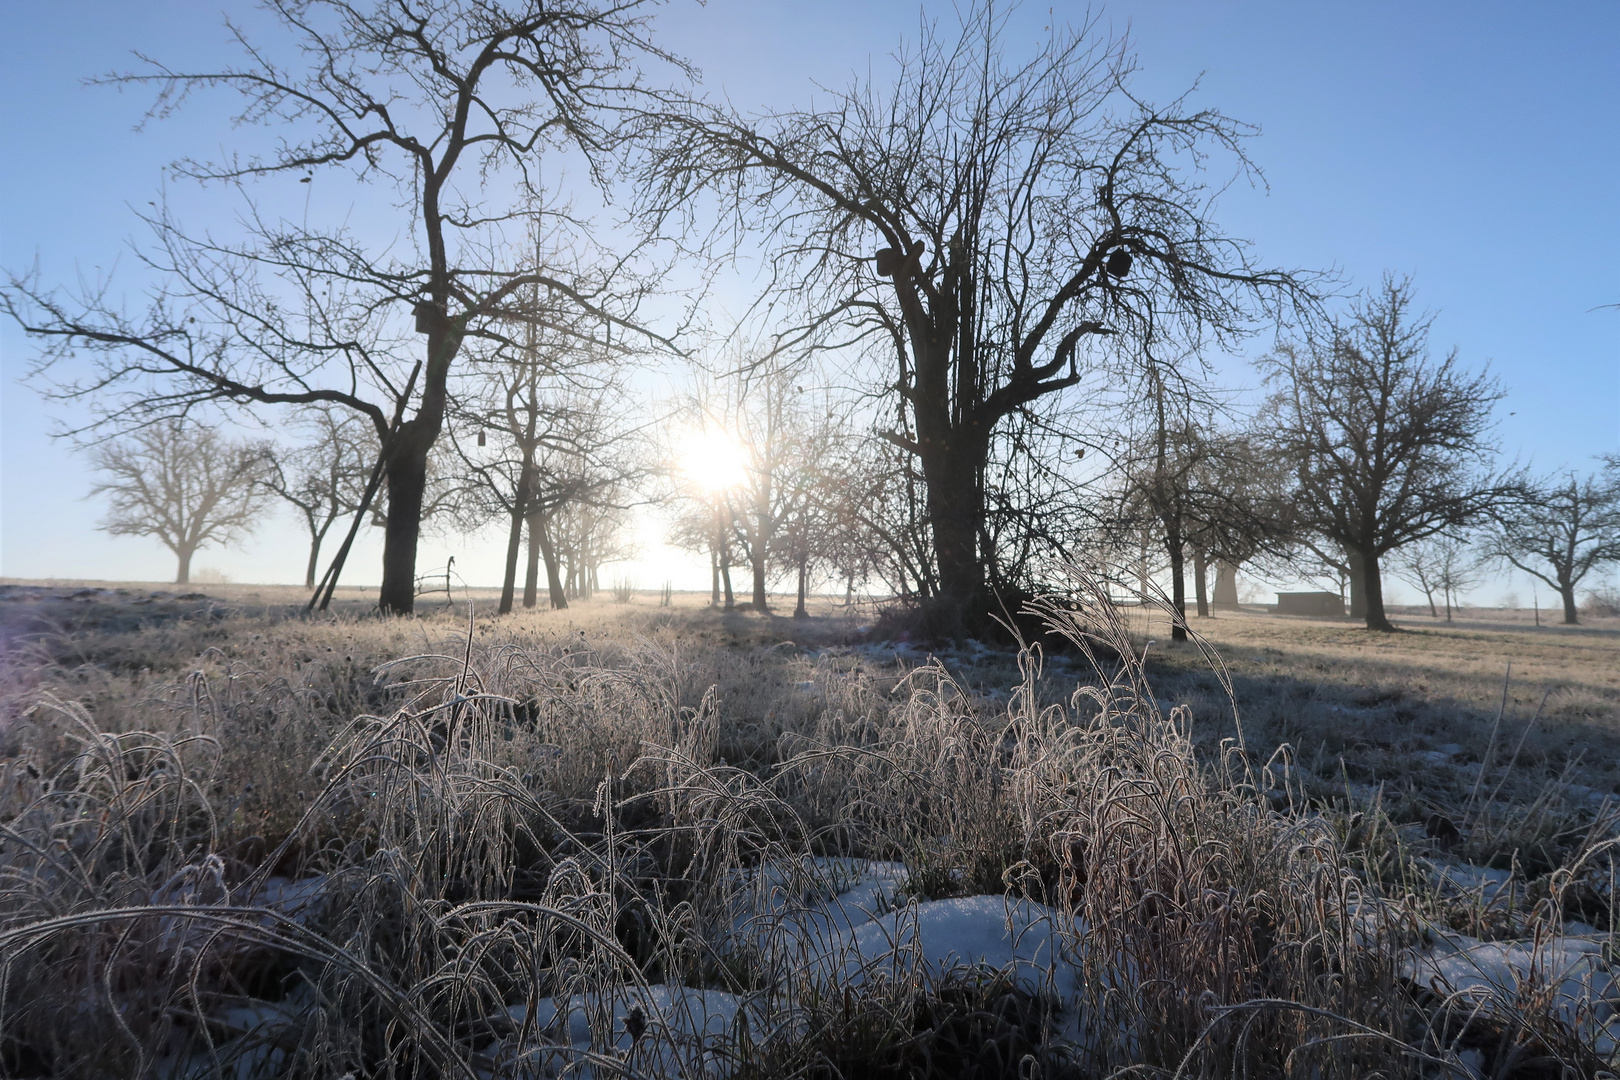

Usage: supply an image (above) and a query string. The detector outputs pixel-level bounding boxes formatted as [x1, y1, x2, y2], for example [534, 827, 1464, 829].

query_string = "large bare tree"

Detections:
[90, 421, 270, 584]
[1260, 276, 1510, 631]
[5, 0, 685, 613]
[639, 3, 1307, 629]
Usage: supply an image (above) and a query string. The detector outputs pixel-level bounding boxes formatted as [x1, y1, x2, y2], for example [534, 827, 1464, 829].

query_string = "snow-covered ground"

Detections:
[475, 857, 1090, 1078]
[1403, 928, 1620, 1062]
[154, 858, 1619, 1076]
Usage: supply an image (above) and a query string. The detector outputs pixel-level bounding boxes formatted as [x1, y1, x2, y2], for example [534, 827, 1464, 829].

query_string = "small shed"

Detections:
[1275, 591, 1345, 616]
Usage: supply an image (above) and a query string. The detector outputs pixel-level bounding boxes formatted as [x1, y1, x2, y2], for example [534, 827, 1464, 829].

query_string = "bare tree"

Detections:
[552, 493, 636, 600]
[700, 352, 831, 614]
[264, 405, 376, 588]
[1391, 538, 1444, 618]
[1182, 430, 1296, 617]
[1434, 538, 1487, 620]
[820, 435, 937, 602]
[1391, 534, 1484, 621]
[781, 393, 870, 618]
[5, 0, 685, 614]
[1259, 275, 1510, 631]
[89, 421, 270, 584]
[639, 2, 1308, 631]
[450, 385, 643, 614]
[1116, 392, 1295, 637]
[443, 276, 643, 614]
[1487, 463, 1620, 624]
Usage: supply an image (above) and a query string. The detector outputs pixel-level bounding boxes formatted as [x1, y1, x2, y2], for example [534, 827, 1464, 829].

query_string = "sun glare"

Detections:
[679, 427, 748, 493]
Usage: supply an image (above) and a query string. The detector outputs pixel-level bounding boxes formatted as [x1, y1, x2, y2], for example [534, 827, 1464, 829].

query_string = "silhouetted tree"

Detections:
[443, 276, 642, 614]
[1259, 276, 1510, 631]
[1182, 431, 1296, 617]
[90, 421, 270, 584]
[1487, 464, 1620, 624]
[639, 2, 1308, 632]
[705, 353, 833, 613]
[6, 0, 684, 614]
[1108, 365, 1294, 637]
[265, 405, 376, 588]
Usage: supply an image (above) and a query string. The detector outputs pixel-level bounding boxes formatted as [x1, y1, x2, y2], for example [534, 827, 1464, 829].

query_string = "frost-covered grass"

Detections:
[0, 578, 1615, 1078]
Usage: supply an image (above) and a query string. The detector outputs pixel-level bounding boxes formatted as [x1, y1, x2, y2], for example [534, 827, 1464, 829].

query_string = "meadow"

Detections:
[1, 579, 1615, 1079]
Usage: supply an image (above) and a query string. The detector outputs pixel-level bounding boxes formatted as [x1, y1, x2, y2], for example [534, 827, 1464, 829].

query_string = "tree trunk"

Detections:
[523, 515, 540, 609]
[378, 420, 432, 615]
[498, 463, 537, 615]
[498, 505, 522, 615]
[534, 512, 567, 610]
[1138, 536, 1151, 600]
[1362, 550, 1395, 631]
[923, 451, 986, 610]
[1212, 560, 1240, 608]
[1422, 586, 1438, 618]
[1560, 582, 1579, 625]
[710, 545, 720, 607]
[751, 547, 769, 611]
[912, 404, 988, 622]
[1192, 548, 1209, 618]
[1165, 526, 1188, 642]
[1347, 549, 1367, 620]
[175, 545, 195, 585]
[794, 551, 809, 618]
[304, 538, 322, 591]
[721, 545, 735, 610]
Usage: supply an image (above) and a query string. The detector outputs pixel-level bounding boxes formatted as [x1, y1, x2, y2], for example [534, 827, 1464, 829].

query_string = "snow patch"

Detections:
[1402, 931, 1620, 1062]
[823, 895, 1085, 1000]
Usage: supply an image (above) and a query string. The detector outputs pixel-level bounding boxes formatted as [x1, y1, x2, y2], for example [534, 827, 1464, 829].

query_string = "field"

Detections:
[1, 578, 1616, 1079]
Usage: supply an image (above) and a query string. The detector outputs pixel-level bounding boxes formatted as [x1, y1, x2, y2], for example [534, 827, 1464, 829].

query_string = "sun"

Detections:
[679, 426, 748, 493]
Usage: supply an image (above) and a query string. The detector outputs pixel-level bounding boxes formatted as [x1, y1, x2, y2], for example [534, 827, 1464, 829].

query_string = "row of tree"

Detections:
[81, 279, 1620, 631]
[7, 1, 1615, 631]
[1104, 276, 1620, 632]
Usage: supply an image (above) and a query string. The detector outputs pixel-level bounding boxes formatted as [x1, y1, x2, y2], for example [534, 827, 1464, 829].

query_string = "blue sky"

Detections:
[2, 1, 1616, 599]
